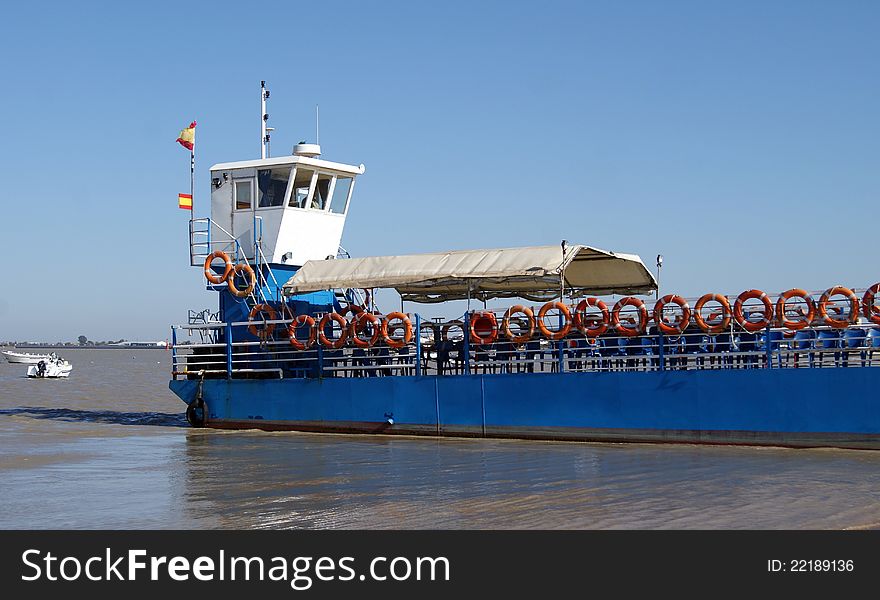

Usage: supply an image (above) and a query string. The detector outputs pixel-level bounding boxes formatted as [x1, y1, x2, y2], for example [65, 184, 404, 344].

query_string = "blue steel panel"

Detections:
[216, 377, 438, 425]
[435, 376, 485, 428]
[481, 369, 880, 434]
[170, 367, 880, 436]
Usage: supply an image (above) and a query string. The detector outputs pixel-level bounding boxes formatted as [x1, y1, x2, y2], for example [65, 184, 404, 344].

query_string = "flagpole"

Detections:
[190, 126, 195, 211]
[190, 150, 195, 209]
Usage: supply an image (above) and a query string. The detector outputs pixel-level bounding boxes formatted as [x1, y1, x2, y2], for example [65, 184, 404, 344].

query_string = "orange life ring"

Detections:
[248, 304, 277, 338]
[204, 251, 233, 285]
[341, 303, 365, 319]
[733, 289, 774, 333]
[863, 283, 880, 326]
[775, 288, 815, 331]
[611, 297, 648, 337]
[572, 298, 609, 337]
[537, 301, 572, 341]
[818, 285, 859, 329]
[288, 315, 316, 350]
[501, 305, 534, 344]
[318, 312, 349, 348]
[227, 263, 256, 298]
[350, 312, 381, 348]
[693, 293, 731, 334]
[381, 312, 413, 349]
[441, 320, 465, 341]
[652, 294, 692, 335]
[469, 311, 498, 345]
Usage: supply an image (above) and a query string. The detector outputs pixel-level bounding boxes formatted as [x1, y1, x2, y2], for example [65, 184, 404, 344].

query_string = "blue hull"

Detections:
[169, 368, 880, 449]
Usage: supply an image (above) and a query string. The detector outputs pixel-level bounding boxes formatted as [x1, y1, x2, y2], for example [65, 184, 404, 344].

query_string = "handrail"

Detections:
[173, 284, 880, 380]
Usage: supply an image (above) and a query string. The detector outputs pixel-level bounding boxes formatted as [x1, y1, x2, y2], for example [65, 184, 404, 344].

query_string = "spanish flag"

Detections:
[178, 193, 193, 210]
[176, 121, 196, 151]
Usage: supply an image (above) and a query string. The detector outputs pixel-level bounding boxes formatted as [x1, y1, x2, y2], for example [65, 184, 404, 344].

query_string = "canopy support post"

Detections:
[560, 240, 567, 301]
[415, 313, 422, 377]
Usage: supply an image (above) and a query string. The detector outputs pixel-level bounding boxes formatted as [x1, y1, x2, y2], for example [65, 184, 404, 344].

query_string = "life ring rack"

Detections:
[382, 312, 413, 349]
[818, 286, 859, 329]
[612, 297, 648, 337]
[573, 298, 609, 337]
[863, 283, 880, 326]
[537, 301, 572, 341]
[775, 289, 815, 331]
[227, 263, 256, 298]
[318, 312, 349, 349]
[733, 289, 774, 333]
[288, 315, 316, 350]
[350, 312, 382, 348]
[652, 294, 691, 335]
[203, 250, 233, 285]
[470, 311, 499, 345]
[247, 304, 277, 339]
[501, 305, 535, 344]
[693, 293, 731, 334]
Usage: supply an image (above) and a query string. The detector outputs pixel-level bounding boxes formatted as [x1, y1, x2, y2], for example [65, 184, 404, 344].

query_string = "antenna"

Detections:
[316, 104, 320, 146]
[260, 80, 270, 159]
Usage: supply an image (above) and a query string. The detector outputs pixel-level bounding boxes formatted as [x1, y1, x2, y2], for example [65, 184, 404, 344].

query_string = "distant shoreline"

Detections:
[5, 344, 167, 350]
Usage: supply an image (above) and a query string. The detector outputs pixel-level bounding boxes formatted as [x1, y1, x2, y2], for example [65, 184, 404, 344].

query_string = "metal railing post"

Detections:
[317, 343, 324, 378]
[225, 321, 233, 378]
[765, 322, 773, 369]
[658, 331, 665, 372]
[415, 313, 422, 376]
[463, 312, 471, 375]
[171, 326, 178, 379]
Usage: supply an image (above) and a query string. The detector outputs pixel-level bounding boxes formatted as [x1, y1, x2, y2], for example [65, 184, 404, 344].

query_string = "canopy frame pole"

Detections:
[560, 240, 567, 301]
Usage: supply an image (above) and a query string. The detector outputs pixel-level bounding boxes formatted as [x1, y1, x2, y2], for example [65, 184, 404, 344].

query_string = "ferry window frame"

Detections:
[310, 172, 333, 211]
[328, 175, 355, 215]
[233, 178, 254, 211]
[256, 166, 292, 210]
[345, 179, 356, 214]
[283, 166, 355, 215]
[326, 176, 338, 213]
[287, 168, 318, 210]
[282, 167, 296, 207]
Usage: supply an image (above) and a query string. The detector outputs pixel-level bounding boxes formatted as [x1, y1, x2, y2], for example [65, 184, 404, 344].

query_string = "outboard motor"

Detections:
[36, 360, 46, 377]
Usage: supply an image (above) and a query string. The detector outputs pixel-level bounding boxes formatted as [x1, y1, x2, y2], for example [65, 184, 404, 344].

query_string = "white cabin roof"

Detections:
[210, 155, 365, 176]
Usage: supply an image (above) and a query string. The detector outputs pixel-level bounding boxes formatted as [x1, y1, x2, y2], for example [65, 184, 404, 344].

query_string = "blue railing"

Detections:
[170, 312, 880, 381]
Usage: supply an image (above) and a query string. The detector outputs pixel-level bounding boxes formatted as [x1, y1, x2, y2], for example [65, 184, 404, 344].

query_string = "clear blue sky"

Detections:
[1, 1, 877, 341]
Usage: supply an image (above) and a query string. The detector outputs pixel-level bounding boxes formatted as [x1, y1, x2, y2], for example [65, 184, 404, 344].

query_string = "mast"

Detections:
[260, 80, 270, 159]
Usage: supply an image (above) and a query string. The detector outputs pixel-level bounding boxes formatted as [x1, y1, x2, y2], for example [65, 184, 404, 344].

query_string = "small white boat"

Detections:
[26, 354, 73, 378]
[3, 350, 53, 364]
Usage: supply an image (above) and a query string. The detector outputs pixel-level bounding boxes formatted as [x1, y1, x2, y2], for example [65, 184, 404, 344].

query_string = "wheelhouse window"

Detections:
[311, 174, 333, 210]
[289, 168, 315, 208]
[234, 179, 253, 210]
[257, 167, 291, 208]
[329, 177, 352, 214]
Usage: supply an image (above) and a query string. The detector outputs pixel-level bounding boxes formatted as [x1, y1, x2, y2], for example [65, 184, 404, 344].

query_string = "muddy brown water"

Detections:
[1, 348, 879, 529]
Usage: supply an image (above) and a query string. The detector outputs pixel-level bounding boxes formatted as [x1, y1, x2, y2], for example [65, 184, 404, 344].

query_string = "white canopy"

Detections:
[282, 244, 656, 303]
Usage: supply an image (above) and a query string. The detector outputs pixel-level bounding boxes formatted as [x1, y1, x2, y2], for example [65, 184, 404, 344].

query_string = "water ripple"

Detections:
[0, 407, 186, 427]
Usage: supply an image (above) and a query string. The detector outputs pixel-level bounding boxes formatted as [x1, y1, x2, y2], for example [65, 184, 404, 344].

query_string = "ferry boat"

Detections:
[168, 83, 880, 449]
